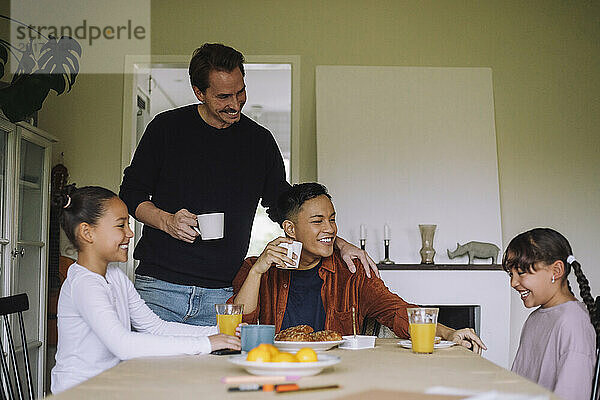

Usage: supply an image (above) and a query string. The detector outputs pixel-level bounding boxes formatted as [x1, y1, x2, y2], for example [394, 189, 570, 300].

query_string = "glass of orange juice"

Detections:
[407, 307, 438, 354]
[215, 304, 243, 336]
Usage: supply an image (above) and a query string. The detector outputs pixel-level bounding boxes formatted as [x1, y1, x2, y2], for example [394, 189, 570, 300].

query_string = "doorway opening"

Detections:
[121, 55, 300, 279]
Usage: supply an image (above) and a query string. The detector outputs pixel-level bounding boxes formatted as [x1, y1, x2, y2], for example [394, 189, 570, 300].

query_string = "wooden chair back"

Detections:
[0, 294, 34, 400]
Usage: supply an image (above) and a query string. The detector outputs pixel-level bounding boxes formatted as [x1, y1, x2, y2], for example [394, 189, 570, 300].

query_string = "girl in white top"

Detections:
[503, 228, 597, 400]
[51, 186, 240, 393]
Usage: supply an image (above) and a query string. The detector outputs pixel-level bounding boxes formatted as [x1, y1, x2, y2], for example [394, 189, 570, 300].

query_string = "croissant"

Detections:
[275, 325, 342, 341]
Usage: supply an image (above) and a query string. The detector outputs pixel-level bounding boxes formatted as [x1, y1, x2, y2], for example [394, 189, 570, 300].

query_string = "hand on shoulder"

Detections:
[335, 237, 379, 278]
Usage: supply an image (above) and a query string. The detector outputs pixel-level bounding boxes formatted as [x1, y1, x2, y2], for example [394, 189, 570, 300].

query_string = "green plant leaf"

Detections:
[38, 36, 81, 95]
[11, 41, 36, 83]
[0, 74, 52, 122]
[0, 43, 7, 80]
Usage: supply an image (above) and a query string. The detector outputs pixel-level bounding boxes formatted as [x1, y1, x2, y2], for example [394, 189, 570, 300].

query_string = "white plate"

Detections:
[273, 340, 344, 353]
[339, 344, 374, 350]
[398, 340, 456, 349]
[228, 354, 341, 376]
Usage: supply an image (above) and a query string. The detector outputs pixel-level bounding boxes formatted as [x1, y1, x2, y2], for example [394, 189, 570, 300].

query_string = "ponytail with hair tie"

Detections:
[63, 195, 72, 209]
[55, 185, 118, 252]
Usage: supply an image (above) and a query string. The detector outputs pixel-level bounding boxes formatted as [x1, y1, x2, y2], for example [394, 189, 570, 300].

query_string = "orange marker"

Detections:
[275, 384, 340, 393]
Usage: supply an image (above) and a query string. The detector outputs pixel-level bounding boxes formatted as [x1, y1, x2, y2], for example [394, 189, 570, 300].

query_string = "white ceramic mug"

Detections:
[193, 212, 224, 240]
[277, 240, 302, 269]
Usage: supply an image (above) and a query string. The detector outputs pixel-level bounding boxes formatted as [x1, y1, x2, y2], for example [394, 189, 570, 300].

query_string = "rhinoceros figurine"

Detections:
[447, 241, 500, 264]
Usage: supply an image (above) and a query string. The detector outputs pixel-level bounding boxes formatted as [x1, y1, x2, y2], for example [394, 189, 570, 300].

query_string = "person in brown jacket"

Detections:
[232, 183, 486, 353]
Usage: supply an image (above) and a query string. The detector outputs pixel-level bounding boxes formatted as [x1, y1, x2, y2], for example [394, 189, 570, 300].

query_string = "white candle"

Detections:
[384, 224, 391, 240]
[360, 224, 366, 240]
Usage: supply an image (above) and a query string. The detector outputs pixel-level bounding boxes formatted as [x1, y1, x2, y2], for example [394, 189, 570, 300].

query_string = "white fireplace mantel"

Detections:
[380, 267, 511, 368]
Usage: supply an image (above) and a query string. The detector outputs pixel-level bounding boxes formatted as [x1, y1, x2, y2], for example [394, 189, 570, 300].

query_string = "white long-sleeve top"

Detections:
[51, 263, 218, 393]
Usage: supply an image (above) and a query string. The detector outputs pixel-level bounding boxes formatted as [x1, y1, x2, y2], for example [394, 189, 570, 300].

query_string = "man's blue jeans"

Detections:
[134, 274, 234, 326]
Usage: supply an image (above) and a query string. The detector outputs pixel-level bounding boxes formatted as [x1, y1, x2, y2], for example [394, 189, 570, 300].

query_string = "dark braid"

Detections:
[503, 228, 599, 336]
[570, 260, 600, 337]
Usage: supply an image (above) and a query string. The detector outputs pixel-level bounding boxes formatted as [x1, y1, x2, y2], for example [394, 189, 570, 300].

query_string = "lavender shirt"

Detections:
[512, 301, 596, 400]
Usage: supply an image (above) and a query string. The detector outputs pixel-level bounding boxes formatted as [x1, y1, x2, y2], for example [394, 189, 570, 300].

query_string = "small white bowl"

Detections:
[340, 335, 376, 350]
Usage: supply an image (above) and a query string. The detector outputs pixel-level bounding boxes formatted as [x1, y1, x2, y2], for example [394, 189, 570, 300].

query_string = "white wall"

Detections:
[316, 66, 502, 264]
[315, 66, 533, 364]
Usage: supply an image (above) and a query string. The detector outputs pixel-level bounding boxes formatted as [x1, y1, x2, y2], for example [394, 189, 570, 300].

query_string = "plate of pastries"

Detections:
[273, 325, 344, 352]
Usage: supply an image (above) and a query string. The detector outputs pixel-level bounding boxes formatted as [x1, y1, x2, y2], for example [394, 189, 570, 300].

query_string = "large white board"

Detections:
[316, 66, 502, 264]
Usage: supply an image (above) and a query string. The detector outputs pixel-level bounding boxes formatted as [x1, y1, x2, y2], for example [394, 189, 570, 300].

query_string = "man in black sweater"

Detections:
[119, 43, 377, 326]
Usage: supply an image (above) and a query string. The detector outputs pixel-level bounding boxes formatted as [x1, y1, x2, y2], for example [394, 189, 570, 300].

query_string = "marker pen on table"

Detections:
[275, 384, 340, 393]
[227, 384, 276, 392]
[228, 384, 340, 393]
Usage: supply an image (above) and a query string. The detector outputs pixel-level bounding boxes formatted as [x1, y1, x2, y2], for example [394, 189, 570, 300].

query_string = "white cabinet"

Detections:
[0, 115, 56, 398]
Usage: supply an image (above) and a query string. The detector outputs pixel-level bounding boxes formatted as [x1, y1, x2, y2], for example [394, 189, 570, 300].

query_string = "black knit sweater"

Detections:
[119, 105, 289, 288]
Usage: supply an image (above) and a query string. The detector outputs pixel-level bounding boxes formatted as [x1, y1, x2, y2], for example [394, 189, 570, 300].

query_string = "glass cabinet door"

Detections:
[16, 136, 45, 329]
[14, 135, 46, 397]
[18, 139, 44, 242]
[0, 120, 53, 398]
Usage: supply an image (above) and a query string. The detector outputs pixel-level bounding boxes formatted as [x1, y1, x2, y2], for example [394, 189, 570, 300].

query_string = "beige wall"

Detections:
[37, 0, 599, 356]
[40, 74, 123, 190]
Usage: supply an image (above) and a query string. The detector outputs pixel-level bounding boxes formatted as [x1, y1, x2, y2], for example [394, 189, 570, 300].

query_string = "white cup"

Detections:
[193, 212, 224, 240]
[277, 241, 303, 269]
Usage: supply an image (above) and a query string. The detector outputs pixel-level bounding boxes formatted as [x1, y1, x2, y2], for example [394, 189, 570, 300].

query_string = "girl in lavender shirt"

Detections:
[503, 228, 597, 400]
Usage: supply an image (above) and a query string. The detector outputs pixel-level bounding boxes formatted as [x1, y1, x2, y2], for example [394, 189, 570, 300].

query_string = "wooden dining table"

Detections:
[49, 339, 558, 399]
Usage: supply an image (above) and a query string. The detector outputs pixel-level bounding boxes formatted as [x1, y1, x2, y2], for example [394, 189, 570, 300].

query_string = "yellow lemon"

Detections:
[257, 343, 279, 358]
[295, 347, 318, 362]
[272, 352, 297, 362]
[246, 346, 272, 362]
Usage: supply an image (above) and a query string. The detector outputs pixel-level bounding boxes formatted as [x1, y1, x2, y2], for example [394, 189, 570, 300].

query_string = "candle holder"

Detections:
[380, 239, 395, 264]
[360, 239, 366, 251]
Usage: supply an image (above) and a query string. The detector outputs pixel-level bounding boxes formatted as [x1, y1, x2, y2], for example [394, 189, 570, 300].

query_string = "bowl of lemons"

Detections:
[228, 344, 341, 376]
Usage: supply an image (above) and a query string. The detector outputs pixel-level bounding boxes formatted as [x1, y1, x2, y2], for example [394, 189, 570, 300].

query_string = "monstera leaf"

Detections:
[38, 36, 81, 95]
[0, 17, 81, 123]
[0, 43, 7, 80]
[11, 41, 36, 83]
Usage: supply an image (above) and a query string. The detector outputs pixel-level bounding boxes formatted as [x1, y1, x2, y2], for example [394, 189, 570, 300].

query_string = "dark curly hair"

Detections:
[52, 185, 118, 251]
[188, 43, 245, 93]
[502, 227, 599, 336]
[275, 183, 331, 226]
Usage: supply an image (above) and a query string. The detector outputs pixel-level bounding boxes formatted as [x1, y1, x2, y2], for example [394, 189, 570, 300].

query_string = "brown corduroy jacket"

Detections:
[230, 249, 416, 337]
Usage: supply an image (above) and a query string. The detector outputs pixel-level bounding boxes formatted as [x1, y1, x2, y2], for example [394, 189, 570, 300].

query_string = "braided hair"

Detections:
[502, 228, 600, 337]
[51, 185, 118, 251]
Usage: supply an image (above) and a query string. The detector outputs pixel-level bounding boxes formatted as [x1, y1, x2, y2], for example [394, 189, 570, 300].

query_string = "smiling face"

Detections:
[509, 262, 557, 309]
[91, 197, 134, 264]
[194, 67, 247, 128]
[286, 195, 337, 261]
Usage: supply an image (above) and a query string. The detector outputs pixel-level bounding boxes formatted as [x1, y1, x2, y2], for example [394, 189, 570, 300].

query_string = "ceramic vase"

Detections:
[419, 224, 437, 264]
